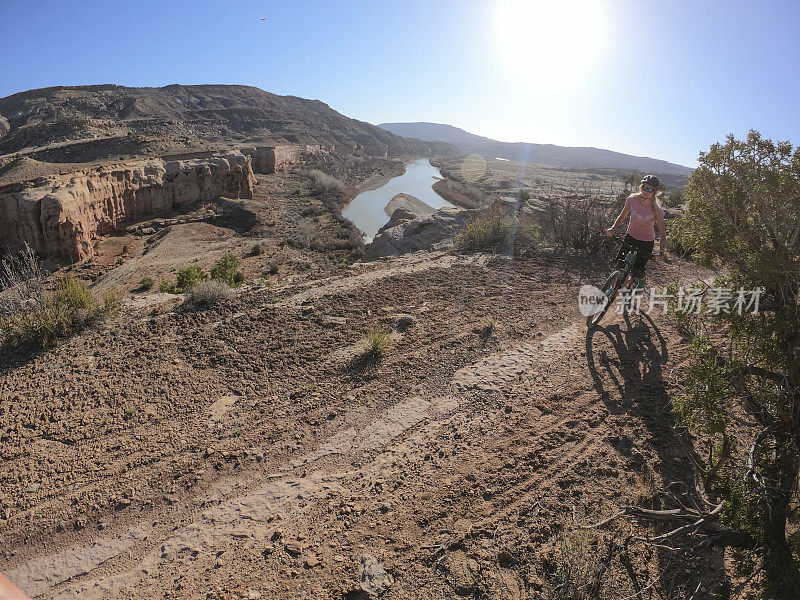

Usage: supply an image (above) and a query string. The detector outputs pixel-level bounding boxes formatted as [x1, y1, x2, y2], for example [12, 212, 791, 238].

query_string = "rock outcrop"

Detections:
[241, 144, 316, 174]
[0, 152, 255, 261]
[365, 207, 474, 260]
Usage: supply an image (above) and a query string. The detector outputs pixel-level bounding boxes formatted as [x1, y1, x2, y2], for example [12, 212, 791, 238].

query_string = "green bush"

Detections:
[669, 131, 800, 595]
[456, 214, 515, 253]
[249, 243, 265, 256]
[137, 277, 154, 291]
[158, 279, 173, 293]
[210, 253, 243, 287]
[175, 265, 207, 293]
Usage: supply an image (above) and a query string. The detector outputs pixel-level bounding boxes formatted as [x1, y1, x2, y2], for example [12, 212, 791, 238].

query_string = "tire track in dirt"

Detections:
[277, 252, 491, 307]
[11, 315, 586, 599]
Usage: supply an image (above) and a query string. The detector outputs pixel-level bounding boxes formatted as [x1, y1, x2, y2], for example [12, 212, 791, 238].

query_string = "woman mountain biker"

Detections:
[604, 175, 666, 289]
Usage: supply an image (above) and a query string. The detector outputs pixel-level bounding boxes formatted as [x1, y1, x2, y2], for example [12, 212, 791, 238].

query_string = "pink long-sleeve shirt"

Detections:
[626, 194, 664, 242]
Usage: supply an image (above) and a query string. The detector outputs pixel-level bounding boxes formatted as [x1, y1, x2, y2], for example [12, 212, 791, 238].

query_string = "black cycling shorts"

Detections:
[614, 234, 654, 278]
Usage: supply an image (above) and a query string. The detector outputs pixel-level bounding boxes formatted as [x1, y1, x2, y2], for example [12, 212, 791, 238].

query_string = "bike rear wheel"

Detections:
[586, 271, 622, 328]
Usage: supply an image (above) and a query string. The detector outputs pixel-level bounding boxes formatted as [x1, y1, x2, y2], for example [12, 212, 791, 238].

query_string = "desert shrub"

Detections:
[518, 189, 531, 202]
[456, 213, 516, 253]
[184, 279, 235, 308]
[249, 243, 265, 256]
[362, 329, 390, 359]
[158, 279, 172, 293]
[541, 532, 618, 600]
[55, 275, 95, 310]
[669, 131, 800, 595]
[210, 253, 243, 287]
[138, 277, 155, 291]
[0, 251, 108, 349]
[308, 169, 347, 193]
[664, 190, 685, 208]
[455, 206, 538, 255]
[175, 265, 207, 293]
[541, 195, 609, 252]
[266, 262, 279, 275]
[102, 290, 121, 314]
[301, 203, 326, 217]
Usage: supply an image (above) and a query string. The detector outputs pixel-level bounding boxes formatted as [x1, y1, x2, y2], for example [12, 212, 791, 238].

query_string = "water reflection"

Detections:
[342, 158, 454, 240]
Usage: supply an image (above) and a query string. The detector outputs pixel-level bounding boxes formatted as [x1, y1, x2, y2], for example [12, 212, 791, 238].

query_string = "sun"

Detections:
[492, 0, 608, 91]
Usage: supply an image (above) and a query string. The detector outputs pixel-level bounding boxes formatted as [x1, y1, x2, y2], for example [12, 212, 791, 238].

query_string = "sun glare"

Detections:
[492, 0, 608, 91]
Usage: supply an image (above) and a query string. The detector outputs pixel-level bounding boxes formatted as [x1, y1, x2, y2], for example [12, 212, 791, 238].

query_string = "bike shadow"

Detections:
[583, 310, 728, 594]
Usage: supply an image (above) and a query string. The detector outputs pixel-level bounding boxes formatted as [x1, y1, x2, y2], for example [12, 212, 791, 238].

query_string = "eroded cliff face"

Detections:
[241, 144, 317, 174]
[0, 152, 255, 261]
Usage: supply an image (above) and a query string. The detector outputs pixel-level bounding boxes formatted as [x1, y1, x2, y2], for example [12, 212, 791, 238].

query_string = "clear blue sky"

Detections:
[2, 0, 797, 167]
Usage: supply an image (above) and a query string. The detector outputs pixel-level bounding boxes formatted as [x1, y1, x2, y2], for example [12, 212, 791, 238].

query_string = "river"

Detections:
[342, 158, 454, 241]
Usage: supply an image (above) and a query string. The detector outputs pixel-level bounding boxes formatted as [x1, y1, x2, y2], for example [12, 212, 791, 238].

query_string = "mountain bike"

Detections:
[585, 238, 662, 329]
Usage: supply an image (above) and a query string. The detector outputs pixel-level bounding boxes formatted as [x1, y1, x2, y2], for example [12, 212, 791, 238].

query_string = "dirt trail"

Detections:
[8, 315, 586, 598]
[277, 251, 490, 308]
[2, 248, 720, 599]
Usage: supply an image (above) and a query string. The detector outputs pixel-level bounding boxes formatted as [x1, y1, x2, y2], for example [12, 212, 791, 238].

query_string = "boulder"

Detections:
[365, 206, 474, 260]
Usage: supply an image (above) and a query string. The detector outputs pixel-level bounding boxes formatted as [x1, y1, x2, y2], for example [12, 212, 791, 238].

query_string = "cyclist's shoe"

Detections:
[634, 275, 647, 292]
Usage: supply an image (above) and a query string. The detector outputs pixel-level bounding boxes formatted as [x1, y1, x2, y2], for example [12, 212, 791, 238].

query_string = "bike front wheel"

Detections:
[586, 271, 622, 329]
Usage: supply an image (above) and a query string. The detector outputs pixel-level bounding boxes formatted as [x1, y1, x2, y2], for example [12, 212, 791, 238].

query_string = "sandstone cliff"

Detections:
[241, 144, 316, 174]
[0, 152, 255, 261]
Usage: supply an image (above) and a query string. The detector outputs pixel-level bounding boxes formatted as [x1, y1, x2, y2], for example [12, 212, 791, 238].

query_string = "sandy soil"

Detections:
[0, 238, 731, 599]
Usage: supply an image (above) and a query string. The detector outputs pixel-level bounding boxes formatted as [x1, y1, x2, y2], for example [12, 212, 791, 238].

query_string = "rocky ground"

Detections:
[1, 218, 737, 599]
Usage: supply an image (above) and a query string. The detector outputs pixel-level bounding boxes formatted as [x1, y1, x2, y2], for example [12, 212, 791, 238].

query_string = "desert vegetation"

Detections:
[455, 204, 538, 255]
[0, 245, 115, 350]
[662, 131, 800, 597]
[184, 279, 235, 308]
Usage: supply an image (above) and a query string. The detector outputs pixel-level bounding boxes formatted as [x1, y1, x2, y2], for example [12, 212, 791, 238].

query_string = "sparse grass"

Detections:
[102, 290, 121, 315]
[541, 532, 615, 600]
[0, 257, 114, 350]
[362, 329, 390, 359]
[184, 279, 235, 308]
[630, 467, 659, 507]
[55, 275, 95, 310]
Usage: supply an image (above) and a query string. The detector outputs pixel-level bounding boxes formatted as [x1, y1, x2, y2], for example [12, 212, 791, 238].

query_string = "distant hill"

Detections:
[379, 122, 693, 176]
[0, 85, 457, 165]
